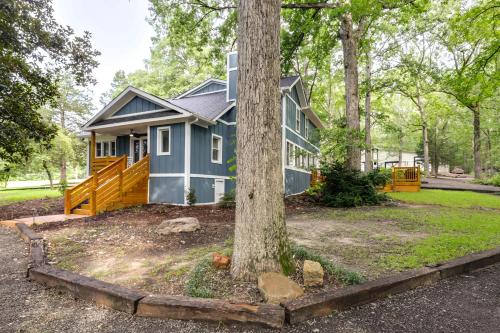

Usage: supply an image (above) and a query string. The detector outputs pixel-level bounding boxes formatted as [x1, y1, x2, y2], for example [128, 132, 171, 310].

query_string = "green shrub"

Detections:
[184, 258, 214, 298]
[472, 174, 500, 187]
[218, 189, 235, 208]
[58, 179, 68, 194]
[186, 187, 197, 206]
[291, 244, 364, 285]
[311, 163, 389, 207]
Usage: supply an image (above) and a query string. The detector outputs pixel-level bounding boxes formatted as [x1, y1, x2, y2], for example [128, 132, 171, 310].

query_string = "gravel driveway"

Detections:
[1, 227, 499, 333]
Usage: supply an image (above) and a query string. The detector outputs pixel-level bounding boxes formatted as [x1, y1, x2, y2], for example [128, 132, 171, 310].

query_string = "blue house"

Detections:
[79, 53, 324, 208]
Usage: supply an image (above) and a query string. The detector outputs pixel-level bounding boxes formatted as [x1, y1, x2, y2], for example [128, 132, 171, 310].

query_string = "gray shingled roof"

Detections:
[168, 76, 300, 121]
[280, 75, 300, 88]
[168, 91, 233, 120]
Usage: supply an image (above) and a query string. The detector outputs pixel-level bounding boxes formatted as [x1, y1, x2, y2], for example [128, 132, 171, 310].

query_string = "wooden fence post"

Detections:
[64, 189, 71, 215]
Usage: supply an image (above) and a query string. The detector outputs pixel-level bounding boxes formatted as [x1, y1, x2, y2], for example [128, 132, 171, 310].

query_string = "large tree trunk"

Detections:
[472, 105, 482, 178]
[42, 160, 53, 189]
[364, 55, 372, 172]
[231, 0, 290, 281]
[60, 109, 67, 183]
[340, 13, 361, 170]
[416, 93, 429, 177]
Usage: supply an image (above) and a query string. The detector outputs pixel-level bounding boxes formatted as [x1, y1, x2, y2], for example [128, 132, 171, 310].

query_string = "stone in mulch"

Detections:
[156, 217, 201, 235]
[258, 272, 303, 304]
[212, 252, 231, 269]
[303, 260, 324, 287]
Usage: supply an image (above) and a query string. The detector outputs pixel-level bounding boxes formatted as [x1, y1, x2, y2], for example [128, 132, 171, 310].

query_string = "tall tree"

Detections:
[0, 0, 99, 163]
[231, 0, 291, 280]
[435, 0, 499, 179]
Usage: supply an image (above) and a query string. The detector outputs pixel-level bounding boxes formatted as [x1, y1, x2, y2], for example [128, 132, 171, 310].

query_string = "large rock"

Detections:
[258, 272, 303, 304]
[156, 217, 200, 235]
[303, 260, 324, 287]
[212, 252, 231, 269]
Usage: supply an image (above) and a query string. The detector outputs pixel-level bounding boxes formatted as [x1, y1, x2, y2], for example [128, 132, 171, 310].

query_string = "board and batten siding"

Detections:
[149, 177, 185, 204]
[286, 128, 319, 154]
[285, 168, 311, 195]
[149, 123, 185, 174]
[190, 122, 236, 176]
[113, 96, 164, 117]
[116, 135, 130, 156]
[189, 82, 226, 96]
[190, 177, 215, 204]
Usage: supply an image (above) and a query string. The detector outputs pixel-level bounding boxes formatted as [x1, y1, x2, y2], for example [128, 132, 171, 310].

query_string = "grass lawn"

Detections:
[387, 189, 500, 209]
[0, 188, 62, 205]
[288, 189, 500, 278]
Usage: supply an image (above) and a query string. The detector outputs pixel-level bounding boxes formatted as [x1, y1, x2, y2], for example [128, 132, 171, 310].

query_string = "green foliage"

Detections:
[184, 258, 214, 298]
[291, 244, 364, 285]
[311, 163, 389, 207]
[58, 180, 68, 195]
[472, 174, 500, 187]
[218, 189, 235, 208]
[186, 187, 197, 206]
[0, 0, 98, 163]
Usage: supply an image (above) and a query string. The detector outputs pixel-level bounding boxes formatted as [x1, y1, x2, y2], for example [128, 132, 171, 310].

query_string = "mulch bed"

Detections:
[0, 197, 64, 221]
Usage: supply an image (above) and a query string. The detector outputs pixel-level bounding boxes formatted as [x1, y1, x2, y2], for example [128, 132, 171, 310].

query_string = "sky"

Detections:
[52, 0, 154, 111]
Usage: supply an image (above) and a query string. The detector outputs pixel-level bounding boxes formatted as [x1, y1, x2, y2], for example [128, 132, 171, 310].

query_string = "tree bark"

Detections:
[472, 105, 482, 178]
[416, 93, 429, 177]
[231, 0, 290, 281]
[364, 55, 372, 172]
[340, 13, 361, 171]
[42, 160, 53, 189]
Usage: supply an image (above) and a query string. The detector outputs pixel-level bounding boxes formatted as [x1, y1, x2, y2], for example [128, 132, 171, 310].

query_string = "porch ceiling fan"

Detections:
[129, 129, 141, 138]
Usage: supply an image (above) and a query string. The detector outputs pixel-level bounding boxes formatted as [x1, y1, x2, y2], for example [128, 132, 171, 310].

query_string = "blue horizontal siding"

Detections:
[190, 122, 236, 176]
[114, 96, 163, 117]
[285, 168, 311, 195]
[149, 177, 185, 204]
[150, 123, 185, 174]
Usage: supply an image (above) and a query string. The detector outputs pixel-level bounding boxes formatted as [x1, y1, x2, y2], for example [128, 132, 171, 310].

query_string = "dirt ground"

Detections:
[2, 226, 500, 333]
[0, 197, 63, 220]
[33, 198, 320, 301]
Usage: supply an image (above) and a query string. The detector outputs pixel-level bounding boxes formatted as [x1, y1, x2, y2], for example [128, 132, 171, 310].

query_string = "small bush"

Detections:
[58, 180, 68, 194]
[186, 187, 197, 206]
[218, 189, 235, 208]
[291, 244, 364, 285]
[310, 163, 389, 207]
[472, 174, 500, 187]
[184, 258, 214, 298]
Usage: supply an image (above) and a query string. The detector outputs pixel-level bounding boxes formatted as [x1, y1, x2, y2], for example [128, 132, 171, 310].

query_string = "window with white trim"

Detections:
[305, 120, 309, 139]
[286, 142, 294, 166]
[295, 109, 301, 132]
[211, 134, 222, 164]
[157, 127, 171, 155]
[95, 140, 116, 157]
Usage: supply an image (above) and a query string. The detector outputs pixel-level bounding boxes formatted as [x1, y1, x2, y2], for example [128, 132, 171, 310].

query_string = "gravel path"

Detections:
[422, 177, 500, 193]
[1, 227, 499, 333]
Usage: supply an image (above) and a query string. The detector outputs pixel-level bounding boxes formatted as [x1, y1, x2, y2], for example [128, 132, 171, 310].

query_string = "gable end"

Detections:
[112, 96, 165, 117]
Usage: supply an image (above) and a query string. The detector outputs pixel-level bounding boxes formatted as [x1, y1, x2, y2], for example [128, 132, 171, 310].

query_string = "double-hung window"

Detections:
[157, 127, 171, 155]
[305, 121, 309, 139]
[295, 108, 301, 132]
[211, 134, 222, 164]
[96, 140, 116, 157]
[286, 142, 294, 166]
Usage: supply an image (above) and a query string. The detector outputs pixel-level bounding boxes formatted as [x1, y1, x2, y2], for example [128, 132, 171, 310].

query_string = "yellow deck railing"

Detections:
[390, 166, 421, 192]
[65, 155, 149, 216]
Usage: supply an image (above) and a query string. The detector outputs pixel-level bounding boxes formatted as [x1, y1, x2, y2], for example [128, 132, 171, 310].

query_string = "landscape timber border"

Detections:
[7, 221, 500, 328]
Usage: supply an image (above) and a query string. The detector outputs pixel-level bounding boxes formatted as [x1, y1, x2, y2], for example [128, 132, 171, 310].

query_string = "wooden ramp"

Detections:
[64, 155, 149, 216]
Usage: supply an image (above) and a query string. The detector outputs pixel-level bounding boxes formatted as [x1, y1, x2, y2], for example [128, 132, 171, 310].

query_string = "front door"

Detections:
[214, 179, 225, 203]
[131, 137, 148, 164]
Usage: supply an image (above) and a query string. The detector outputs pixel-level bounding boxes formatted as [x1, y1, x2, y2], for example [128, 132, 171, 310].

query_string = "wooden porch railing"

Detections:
[391, 166, 421, 192]
[92, 156, 123, 174]
[64, 155, 149, 215]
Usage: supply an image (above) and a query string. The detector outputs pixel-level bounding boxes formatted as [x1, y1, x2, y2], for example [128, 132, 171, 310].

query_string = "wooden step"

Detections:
[72, 208, 92, 216]
[80, 203, 90, 210]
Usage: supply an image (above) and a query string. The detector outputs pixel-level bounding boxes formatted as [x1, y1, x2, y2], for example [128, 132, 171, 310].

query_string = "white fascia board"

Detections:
[83, 114, 193, 131]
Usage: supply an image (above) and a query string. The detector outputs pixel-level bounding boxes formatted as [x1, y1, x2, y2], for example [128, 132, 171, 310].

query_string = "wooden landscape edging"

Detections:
[7, 221, 500, 329]
[283, 247, 500, 324]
